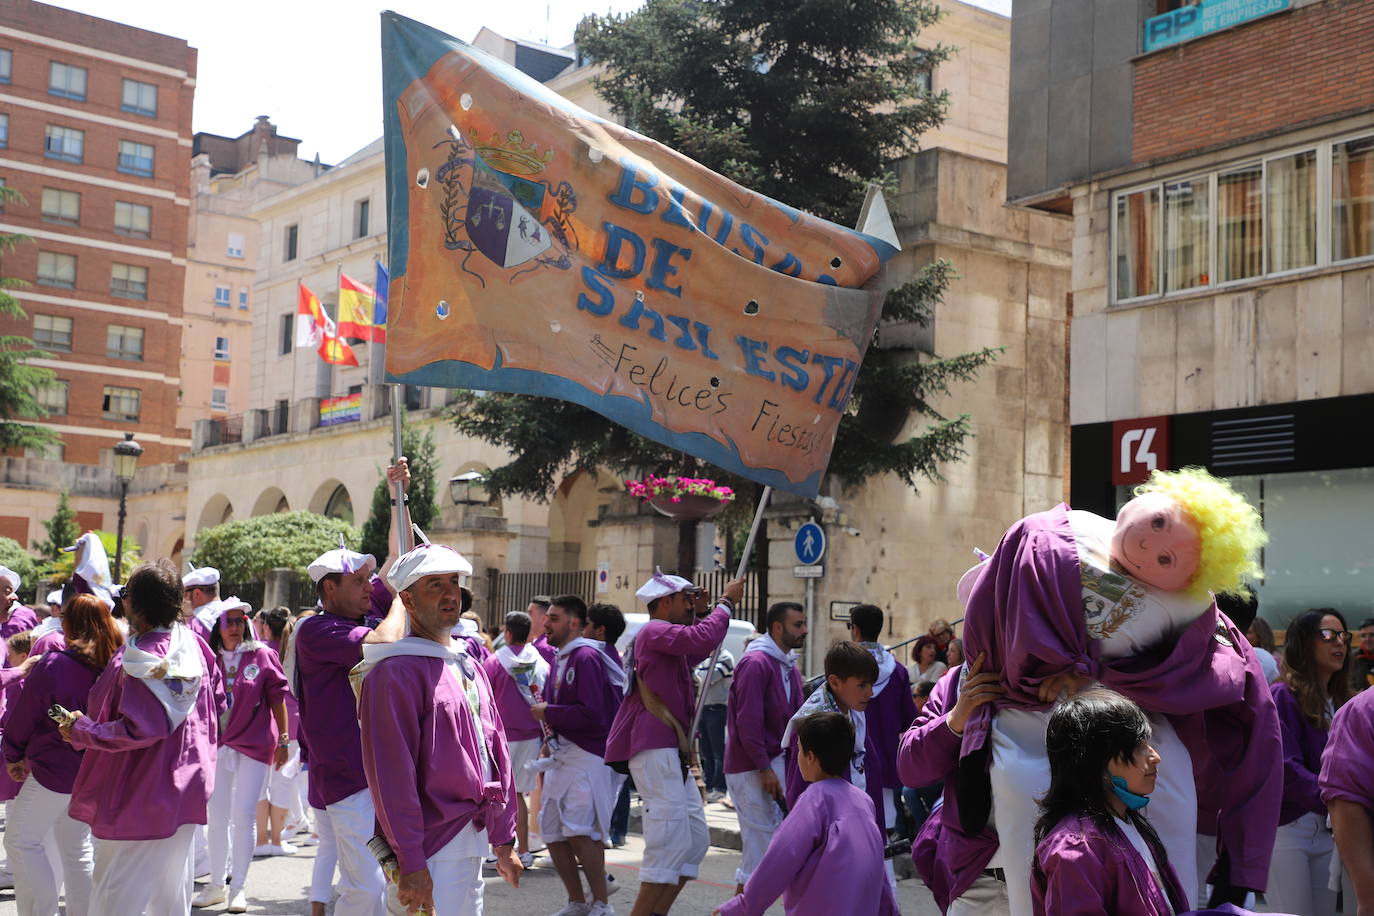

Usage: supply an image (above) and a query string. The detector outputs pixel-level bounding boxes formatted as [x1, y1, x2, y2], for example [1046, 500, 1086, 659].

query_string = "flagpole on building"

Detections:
[687, 484, 771, 750]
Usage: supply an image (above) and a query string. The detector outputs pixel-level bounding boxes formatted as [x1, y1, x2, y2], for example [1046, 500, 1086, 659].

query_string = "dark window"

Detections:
[279, 312, 294, 355]
[284, 224, 299, 262]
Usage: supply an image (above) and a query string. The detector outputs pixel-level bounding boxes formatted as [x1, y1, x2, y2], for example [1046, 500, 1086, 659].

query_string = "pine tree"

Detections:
[452, 0, 999, 502]
[358, 423, 440, 566]
[34, 489, 78, 559]
[0, 186, 61, 453]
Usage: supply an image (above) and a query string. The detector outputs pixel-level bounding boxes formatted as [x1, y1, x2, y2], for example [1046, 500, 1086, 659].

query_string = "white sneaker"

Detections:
[588, 903, 616, 916]
[605, 873, 620, 896]
[252, 843, 274, 857]
[548, 903, 592, 916]
[278, 841, 299, 855]
[226, 888, 248, 913]
[192, 885, 227, 908]
[295, 833, 321, 847]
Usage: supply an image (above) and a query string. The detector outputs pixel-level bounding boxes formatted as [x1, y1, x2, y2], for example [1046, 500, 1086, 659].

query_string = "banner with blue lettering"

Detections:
[380, 13, 898, 496]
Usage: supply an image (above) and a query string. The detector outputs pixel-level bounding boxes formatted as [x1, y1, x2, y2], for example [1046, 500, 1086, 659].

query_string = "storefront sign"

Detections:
[1143, 0, 1289, 53]
[319, 392, 363, 427]
[1112, 415, 1170, 486]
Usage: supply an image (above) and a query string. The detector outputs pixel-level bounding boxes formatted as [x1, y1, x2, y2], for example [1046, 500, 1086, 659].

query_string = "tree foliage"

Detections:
[452, 0, 998, 502]
[33, 490, 78, 560]
[190, 511, 359, 584]
[0, 186, 61, 453]
[359, 423, 441, 566]
[0, 537, 38, 603]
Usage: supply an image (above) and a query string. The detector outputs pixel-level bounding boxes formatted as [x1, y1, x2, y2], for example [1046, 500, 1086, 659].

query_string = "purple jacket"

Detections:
[481, 650, 543, 743]
[725, 646, 803, 774]
[544, 644, 620, 758]
[899, 666, 998, 911]
[864, 655, 919, 790]
[783, 691, 886, 833]
[295, 610, 376, 809]
[532, 634, 557, 667]
[1033, 813, 1188, 916]
[717, 777, 898, 916]
[30, 629, 65, 657]
[218, 643, 290, 765]
[605, 604, 729, 765]
[2, 650, 97, 794]
[69, 628, 225, 840]
[1320, 684, 1374, 811]
[0, 667, 23, 801]
[0, 606, 38, 664]
[960, 504, 1282, 891]
[359, 653, 517, 874]
[1270, 680, 1329, 825]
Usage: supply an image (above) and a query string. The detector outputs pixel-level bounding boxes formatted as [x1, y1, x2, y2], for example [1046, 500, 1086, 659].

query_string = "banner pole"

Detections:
[687, 484, 771, 749]
[391, 384, 414, 554]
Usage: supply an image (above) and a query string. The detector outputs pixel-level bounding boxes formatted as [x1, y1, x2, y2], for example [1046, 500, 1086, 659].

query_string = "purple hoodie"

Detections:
[2, 650, 98, 793]
[543, 643, 621, 758]
[1270, 680, 1330, 826]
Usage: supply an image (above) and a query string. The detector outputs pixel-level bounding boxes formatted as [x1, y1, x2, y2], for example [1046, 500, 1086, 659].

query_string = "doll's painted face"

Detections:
[1110, 492, 1201, 592]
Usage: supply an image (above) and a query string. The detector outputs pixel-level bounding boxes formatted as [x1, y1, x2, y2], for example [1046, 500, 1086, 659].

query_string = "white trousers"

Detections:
[384, 826, 486, 916]
[725, 756, 786, 884]
[1267, 811, 1336, 916]
[989, 708, 1197, 916]
[91, 822, 195, 916]
[207, 747, 270, 892]
[3, 778, 92, 916]
[325, 788, 387, 916]
[310, 806, 339, 905]
[948, 873, 1012, 916]
[539, 741, 616, 843]
[630, 747, 709, 885]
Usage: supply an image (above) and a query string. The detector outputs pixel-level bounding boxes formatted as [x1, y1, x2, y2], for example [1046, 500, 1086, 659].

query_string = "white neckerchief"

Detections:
[31, 616, 63, 640]
[859, 641, 896, 696]
[122, 623, 205, 730]
[350, 635, 490, 779]
[553, 636, 627, 691]
[743, 635, 798, 702]
[782, 684, 867, 789]
[494, 643, 550, 704]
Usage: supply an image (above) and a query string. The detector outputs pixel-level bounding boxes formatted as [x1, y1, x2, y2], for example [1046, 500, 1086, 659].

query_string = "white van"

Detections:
[615, 612, 758, 671]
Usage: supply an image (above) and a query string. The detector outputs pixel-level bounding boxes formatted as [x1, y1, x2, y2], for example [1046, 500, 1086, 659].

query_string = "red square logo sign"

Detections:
[1112, 416, 1170, 486]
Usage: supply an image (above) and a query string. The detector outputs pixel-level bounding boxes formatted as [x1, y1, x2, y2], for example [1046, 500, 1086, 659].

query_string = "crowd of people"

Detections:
[0, 461, 1373, 916]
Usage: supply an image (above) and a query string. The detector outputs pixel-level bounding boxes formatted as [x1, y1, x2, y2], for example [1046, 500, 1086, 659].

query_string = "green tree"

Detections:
[33, 490, 79, 560]
[0, 186, 61, 453]
[0, 536, 38, 604]
[37, 530, 140, 588]
[359, 422, 440, 566]
[190, 511, 359, 584]
[454, 0, 998, 509]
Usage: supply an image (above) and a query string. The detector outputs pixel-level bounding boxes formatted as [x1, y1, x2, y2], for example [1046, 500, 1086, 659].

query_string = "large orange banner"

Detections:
[381, 13, 897, 496]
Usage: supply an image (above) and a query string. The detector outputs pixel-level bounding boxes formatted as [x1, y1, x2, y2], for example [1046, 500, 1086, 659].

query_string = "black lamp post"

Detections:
[448, 471, 490, 506]
[112, 432, 143, 583]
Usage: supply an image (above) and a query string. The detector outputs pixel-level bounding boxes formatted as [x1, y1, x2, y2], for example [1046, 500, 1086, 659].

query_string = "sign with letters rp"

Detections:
[1112, 416, 1170, 486]
[380, 14, 897, 497]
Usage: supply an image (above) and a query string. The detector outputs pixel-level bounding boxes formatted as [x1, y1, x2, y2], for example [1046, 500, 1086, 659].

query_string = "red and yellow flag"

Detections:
[338, 273, 386, 342]
[318, 330, 360, 367]
[295, 283, 326, 348]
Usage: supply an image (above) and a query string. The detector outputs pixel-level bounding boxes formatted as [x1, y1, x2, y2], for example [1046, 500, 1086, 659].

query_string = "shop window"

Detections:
[1333, 136, 1374, 263]
[1114, 188, 1159, 300]
[1266, 149, 1317, 274]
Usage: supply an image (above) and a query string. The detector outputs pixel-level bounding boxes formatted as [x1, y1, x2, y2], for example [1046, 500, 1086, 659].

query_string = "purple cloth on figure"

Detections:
[1270, 680, 1329, 825]
[369, 576, 393, 618]
[186, 614, 212, 645]
[0, 606, 38, 665]
[30, 629, 65, 656]
[481, 651, 543, 743]
[604, 642, 621, 667]
[864, 657, 919, 790]
[0, 666, 24, 801]
[544, 644, 620, 758]
[783, 690, 886, 833]
[959, 503, 1282, 892]
[717, 777, 898, 916]
[359, 653, 517, 874]
[724, 646, 804, 774]
[462, 634, 492, 662]
[1, 650, 96, 794]
[605, 604, 729, 764]
[532, 633, 557, 667]
[293, 611, 376, 809]
[899, 665, 999, 910]
[1320, 684, 1374, 811]
[218, 644, 289, 765]
[68, 628, 224, 840]
[1032, 812, 1189, 916]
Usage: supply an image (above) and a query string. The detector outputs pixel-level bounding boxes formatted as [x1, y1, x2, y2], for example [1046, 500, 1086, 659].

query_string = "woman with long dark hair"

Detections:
[61, 559, 221, 915]
[1267, 608, 1350, 915]
[195, 597, 290, 912]
[2, 593, 123, 916]
[1031, 689, 1188, 915]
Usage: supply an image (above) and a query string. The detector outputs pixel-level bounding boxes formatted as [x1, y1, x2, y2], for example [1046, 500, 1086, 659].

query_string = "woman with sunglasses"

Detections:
[1267, 608, 1352, 916]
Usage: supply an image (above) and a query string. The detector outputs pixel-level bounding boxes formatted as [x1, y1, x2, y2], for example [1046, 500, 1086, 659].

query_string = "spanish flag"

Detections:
[338, 273, 385, 343]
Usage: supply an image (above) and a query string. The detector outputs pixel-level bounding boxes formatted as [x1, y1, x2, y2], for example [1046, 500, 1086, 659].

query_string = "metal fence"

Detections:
[485, 568, 764, 631]
[204, 415, 243, 447]
[220, 578, 317, 613]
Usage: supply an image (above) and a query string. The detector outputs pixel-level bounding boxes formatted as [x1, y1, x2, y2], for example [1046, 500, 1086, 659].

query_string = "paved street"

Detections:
[0, 831, 942, 915]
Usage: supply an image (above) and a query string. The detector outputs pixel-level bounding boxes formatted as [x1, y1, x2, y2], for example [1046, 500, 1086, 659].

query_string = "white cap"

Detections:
[45, 589, 62, 607]
[183, 567, 220, 589]
[386, 543, 473, 593]
[308, 534, 377, 583]
[0, 566, 19, 592]
[955, 548, 991, 608]
[210, 596, 252, 625]
[636, 567, 694, 604]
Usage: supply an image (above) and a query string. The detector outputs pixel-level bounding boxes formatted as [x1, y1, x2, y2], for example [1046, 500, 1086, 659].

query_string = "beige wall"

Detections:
[920, 0, 1010, 164]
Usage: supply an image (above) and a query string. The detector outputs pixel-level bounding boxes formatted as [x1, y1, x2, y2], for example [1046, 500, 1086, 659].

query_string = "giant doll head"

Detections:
[1111, 467, 1266, 598]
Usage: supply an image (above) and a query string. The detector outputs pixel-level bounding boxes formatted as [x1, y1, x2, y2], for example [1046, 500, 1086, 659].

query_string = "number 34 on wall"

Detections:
[614, 575, 631, 590]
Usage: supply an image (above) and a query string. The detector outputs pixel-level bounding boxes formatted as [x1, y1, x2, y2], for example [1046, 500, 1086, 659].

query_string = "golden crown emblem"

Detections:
[473, 129, 554, 176]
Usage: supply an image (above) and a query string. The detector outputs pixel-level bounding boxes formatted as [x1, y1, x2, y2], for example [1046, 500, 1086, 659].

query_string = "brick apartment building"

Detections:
[1008, 0, 1374, 625]
[0, 1, 193, 560]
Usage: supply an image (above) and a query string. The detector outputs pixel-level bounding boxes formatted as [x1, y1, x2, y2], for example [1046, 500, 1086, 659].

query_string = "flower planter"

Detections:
[647, 494, 730, 521]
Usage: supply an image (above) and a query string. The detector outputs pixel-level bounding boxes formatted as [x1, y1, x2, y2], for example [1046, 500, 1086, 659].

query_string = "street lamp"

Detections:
[449, 471, 490, 506]
[112, 432, 143, 583]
